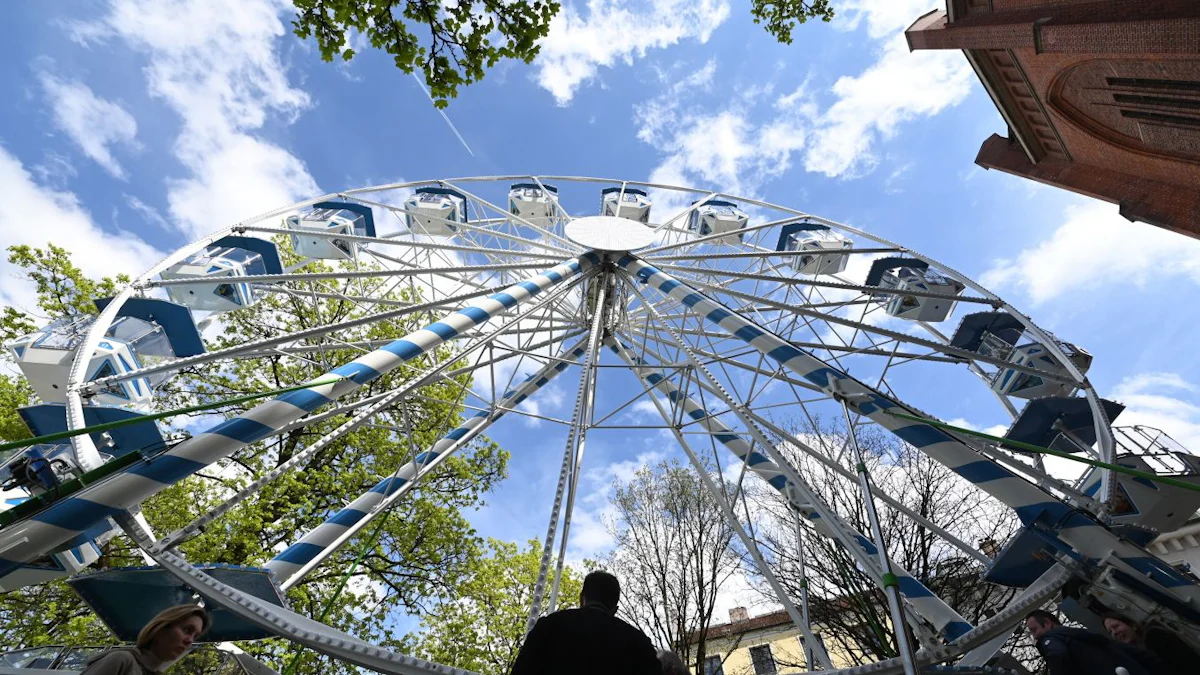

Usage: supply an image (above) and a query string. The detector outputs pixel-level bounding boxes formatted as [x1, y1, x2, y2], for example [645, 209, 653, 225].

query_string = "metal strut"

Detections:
[838, 394, 918, 675]
[526, 263, 610, 631]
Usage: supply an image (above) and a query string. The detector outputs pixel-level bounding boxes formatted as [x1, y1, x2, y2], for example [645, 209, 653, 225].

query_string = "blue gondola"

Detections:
[285, 200, 375, 259]
[775, 222, 852, 275]
[600, 187, 651, 224]
[160, 236, 283, 312]
[508, 183, 559, 227]
[687, 199, 748, 244]
[864, 257, 964, 322]
[405, 187, 467, 236]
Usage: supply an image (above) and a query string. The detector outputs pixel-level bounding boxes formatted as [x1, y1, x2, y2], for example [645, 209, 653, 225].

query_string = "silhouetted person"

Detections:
[511, 571, 659, 675]
[1103, 613, 1198, 674]
[1025, 609, 1162, 675]
[656, 650, 689, 675]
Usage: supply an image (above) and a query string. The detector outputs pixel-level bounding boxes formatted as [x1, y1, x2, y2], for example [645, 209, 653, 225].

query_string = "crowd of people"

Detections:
[78, 573, 1200, 675]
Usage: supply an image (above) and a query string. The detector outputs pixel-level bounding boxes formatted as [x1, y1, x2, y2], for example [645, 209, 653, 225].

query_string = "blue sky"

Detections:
[4, 0, 1200, 625]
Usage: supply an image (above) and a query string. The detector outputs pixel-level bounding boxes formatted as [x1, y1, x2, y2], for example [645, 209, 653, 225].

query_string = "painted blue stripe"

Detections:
[328, 508, 367, 528]
[646, 373, 665, 385]
[854, 535, 879, 556]
[545, 270, 562, 283]
[458, 307, 490, 325]
[370, 477, 407, 495]
[445, 427, 469, 441]
[1120, 557, 1195, 588]
[768, 344, 803, 363]
[659, 279, 680, 294]
[896, 575, 934, 598]
[954, 461, 1012, 484]
[706, 307, 732, 323]
[0, 559, 26, 579]
[686, 408, 706, 421]
[331, 362, 382, 385]
[208, 417, 275, 444]
[490, 292, 518, 308]
[33, 497, 123, 530]
[382, 339, 424, 361]
[277, 388, 332, 412]
[681, 293, 704, 307]
[415, 452, 438, 465]
[768, 475, 788, 489]
[944, 621, 974, 641]
[518, 281, 541, 295]
[274, 542, 324, 564]
[1013, 501, 1089, 528]
[800, 366, 846, 389]
[892, 424, 954, 449]
[714, 433, 740, 445]
[734, 325, 764, 342]
[126, 455, 208, 485]
[746, 452, 770, 466]
[425, 322, 458, 340]
[535, 377, 549, 387]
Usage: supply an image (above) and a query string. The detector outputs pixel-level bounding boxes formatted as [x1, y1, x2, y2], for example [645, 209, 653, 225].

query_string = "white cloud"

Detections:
[0, 145, 162, 311]
[124, 195, 171, 231]
[634, 3, 971, 196]
[837, 0, 942, 40]
[80, 0, 319, 240]
[1110, 372, 1200, 455]
[980, 201, 1200, 305]
[801, 35, 972, 178]
[535, 0, 731, 105]
[39, 74, 139, 180]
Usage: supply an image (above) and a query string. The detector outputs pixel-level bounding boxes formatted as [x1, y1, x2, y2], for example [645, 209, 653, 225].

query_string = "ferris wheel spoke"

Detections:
[79, 284, 508, 392]
[615, 254, 1196, 615]
[162, 272, 592, 559]
[608, 337, 837, 670]
[440, 178, 581, 252]
[269, 334, 593, 588]
[608, 309, 970, 644]
[239, 224, 565, 261]
[647, 247, 902, 262]
[679, 275, 1083, 387]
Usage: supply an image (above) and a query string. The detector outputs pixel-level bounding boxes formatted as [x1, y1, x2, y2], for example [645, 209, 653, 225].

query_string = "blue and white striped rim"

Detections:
[609, 338, 972, 641]
[0, 253, 600, 582]
[616, 254, 1200, 605]
[267, 338, 591, 582]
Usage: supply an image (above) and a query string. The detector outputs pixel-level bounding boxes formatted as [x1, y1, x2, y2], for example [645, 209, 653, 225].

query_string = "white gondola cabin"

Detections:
[405, 187, 467, 236]
[992, 336, 1091, 400]
[865, 257, 964, 322]
[600, 187, 651, 224]
[160, 236, 283, 312]
[508, 183, 559, 228]
[5, 299, 204, 412]
[776, 223, 853, 275]
[285, 201, 375, 260]
[687, 200, 747, 244]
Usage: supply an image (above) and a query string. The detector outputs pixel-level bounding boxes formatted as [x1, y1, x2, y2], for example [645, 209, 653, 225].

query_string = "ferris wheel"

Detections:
[2, 176, 1199, 675]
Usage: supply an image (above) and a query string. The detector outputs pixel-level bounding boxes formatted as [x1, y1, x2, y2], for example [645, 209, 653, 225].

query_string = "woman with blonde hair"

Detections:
[81, 604, 210, 675]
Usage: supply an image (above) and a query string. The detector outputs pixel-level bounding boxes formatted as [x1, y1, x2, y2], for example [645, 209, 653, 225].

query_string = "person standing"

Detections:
[81, 604, 210, 675]
[1024, 609, 1162, 675]
[510, 571, 660, 675]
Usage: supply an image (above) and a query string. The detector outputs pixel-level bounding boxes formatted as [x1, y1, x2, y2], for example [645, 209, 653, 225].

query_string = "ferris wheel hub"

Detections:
[564, 216, 656, 252]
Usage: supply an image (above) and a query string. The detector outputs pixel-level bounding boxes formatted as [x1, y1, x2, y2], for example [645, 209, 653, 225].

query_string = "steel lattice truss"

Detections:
[2, 176, 1197, 675]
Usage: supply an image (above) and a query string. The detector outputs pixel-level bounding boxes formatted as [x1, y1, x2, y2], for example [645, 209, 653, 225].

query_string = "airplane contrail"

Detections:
[411, 72, 475, 158]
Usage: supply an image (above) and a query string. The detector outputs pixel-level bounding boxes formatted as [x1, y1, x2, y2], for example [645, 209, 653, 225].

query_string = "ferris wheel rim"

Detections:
[29, 174, 1147, 673]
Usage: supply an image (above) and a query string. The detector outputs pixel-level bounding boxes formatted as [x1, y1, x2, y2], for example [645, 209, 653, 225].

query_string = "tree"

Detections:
[601, 459, 743, 674]
[293, 0, 834, 108]
[403, 538, 583, 674]
[748, 417, 1021, 668]
[0, 242, 508, 675]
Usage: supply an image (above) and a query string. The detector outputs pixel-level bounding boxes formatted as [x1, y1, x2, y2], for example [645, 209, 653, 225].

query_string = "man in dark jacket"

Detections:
[1024, 609, 1163, 675]
[511, 571, 660, 675]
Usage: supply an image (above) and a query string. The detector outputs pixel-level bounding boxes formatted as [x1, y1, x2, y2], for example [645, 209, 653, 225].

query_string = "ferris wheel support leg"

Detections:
[609, 338, 836, 670]
[0, 254, 599, 580]
[838, 396, 919, 675]
[614, 255, 1200, 613]
[546, 271, 610, 616]
[266, 299, 597, 588]
[526, 271, 610, 632]
[790, 510, 821, 672]
[608, 295, 970, 646]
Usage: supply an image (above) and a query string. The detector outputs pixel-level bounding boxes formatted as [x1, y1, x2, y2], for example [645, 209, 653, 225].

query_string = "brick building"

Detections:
[906, 2, 1200, 239]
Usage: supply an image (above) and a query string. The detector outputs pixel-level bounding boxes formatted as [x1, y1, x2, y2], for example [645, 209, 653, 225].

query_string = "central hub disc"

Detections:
[564, 216, 657, 252]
